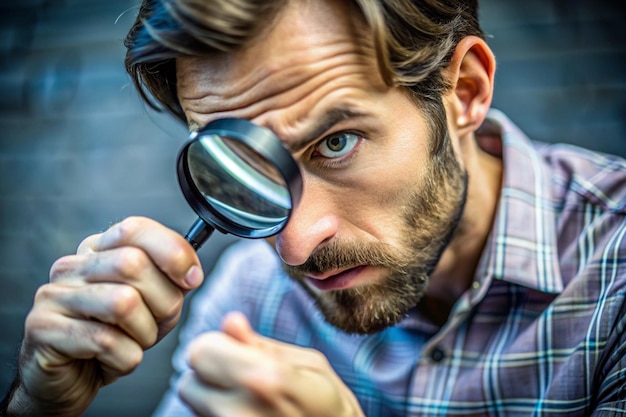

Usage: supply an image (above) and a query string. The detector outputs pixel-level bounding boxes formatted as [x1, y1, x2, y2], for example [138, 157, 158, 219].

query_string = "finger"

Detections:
[25, 307, 144, 378]
[186, 331, 303, 407]
[89, 217, 203, 291]
[221, 312, 328, 371]
[187, 330, 301, 399]
[220, 311, 256, 344]
[220, 313, 358, 415]
[77, 233, 101, 255]
[34, 282, 158, 349]
[178, 372, 303, 417]
[219, 312, 325, 374]
[50, 247, 184, 324]
[187, 333, 327, 416]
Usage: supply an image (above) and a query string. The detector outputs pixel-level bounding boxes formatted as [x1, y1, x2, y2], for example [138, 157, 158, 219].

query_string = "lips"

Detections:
[305, 266, 367, 291]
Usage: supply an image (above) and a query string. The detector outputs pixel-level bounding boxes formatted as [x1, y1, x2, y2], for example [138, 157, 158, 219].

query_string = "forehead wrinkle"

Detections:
[180, 37, 371, 106]
[176, 55, 265, 101]
[177, 26, 331, 93]
[181, 50, 379, 129]
[182, 73, 370, 134]
[268, 100, 375, 155]
[250, 69, 379, 146]
[180, 65, 296, 115]
[176, 0, 383, 136]
[249, 59, 375, 119]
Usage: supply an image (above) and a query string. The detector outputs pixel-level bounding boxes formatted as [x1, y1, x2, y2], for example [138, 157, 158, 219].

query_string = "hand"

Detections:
[9, 217, 203, 416]
[178, 312, 365, 417]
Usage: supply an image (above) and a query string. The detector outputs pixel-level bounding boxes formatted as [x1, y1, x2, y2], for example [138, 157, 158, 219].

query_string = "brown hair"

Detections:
[124, 0, 483, 124]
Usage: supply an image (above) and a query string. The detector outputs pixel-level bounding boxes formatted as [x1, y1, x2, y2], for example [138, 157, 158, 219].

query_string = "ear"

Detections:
[443, 36, 496, 138]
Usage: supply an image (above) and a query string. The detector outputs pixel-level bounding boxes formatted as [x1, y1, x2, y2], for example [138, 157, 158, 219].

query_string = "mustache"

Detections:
[283, 240, 410, 279]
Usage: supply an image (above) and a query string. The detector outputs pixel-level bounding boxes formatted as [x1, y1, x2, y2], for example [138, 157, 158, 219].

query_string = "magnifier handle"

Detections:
[185, 217, 215, 251]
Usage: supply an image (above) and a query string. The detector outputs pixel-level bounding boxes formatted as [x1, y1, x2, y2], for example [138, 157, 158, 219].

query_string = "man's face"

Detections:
[176, 0, 466, 334]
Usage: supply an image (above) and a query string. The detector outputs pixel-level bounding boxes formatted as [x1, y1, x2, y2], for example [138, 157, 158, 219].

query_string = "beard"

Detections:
[282, 124, 468, 334]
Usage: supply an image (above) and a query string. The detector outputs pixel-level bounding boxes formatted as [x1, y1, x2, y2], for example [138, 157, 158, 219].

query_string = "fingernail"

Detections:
[185, 265, 203, 288]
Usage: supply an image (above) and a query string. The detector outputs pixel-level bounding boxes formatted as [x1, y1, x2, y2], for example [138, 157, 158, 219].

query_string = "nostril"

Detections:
[275, 217, 339, 267]
[275, 234, 305, 267]
[274, 178, 340, 266]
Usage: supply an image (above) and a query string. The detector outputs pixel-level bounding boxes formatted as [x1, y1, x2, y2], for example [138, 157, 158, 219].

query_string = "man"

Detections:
[2, 0, 625, 415]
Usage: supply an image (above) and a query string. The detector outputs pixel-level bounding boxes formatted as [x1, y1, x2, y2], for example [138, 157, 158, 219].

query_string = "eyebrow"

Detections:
[187, 106, 370, 151]
[285, 107, 370, 153]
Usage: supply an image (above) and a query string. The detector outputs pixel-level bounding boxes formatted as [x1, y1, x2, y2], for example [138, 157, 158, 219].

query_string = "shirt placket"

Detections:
[405, 273, 493, 415]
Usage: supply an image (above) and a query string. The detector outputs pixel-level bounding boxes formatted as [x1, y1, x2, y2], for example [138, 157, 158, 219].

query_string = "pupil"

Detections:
[329, 136, 345, 151]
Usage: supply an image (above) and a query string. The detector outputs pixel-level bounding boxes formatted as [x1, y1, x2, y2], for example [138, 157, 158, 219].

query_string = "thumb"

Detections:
[220, 311, 257, 345]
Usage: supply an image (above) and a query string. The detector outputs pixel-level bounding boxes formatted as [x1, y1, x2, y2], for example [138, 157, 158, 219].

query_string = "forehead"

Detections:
[175, 0, 386, 129]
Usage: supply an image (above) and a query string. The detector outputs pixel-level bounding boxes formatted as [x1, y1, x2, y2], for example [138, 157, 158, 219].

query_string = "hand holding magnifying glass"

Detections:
[177, 118, 302, 250]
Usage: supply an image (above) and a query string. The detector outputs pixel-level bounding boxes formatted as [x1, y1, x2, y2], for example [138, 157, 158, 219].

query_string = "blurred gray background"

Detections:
[0, 0, 624, 416]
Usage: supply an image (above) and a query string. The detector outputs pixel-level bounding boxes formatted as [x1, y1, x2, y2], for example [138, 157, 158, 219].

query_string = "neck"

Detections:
[418, 138, 502, 326]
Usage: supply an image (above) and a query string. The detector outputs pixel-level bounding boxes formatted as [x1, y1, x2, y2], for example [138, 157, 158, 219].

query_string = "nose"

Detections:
[276, 179, 340, 266]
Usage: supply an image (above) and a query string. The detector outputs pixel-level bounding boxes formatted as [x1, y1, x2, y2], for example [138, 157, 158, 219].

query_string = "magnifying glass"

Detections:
[177, 118, 302, 250]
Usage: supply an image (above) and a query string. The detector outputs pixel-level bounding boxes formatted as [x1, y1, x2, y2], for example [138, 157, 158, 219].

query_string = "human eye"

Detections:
[314, 132, 362, 160]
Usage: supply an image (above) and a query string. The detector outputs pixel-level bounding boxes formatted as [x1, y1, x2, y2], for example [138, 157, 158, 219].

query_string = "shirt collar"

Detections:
[476, 109, 563, 294]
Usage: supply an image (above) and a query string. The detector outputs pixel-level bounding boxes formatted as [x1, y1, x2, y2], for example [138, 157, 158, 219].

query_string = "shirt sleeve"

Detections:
[590, 207, 626, 415]
[151, 239, 275, 416]
[591, 294, 626, 416]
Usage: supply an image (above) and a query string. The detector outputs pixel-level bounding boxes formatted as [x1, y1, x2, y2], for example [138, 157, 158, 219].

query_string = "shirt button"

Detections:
[430, 346, 446, 363]
[472, 281, 481, 290]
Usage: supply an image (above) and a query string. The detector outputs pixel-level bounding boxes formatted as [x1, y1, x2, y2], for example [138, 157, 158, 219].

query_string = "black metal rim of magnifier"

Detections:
[177, 117, 303, 240]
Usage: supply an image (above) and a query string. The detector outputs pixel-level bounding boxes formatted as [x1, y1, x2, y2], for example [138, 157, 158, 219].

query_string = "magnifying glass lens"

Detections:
[177, 118, 302, 250]
[187, 135, 290, 229]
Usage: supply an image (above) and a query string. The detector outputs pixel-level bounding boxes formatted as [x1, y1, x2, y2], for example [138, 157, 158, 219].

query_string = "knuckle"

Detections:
[49, 255, 79, 281]
[93, 329, 143, 374]
[93, 326, 119, 354]
[159, 243, 196, 283]
[112, 247, 150, 278]
[143, 328, 159, 349]
[168, 245, 191, 271]
[304, 347, 330, 368]
[118, 216, 143, 233]
[106, 285, 143, 319]
[108, 216, 145, 242]
[76, 233, 101, 253]
[33, 283, 56, 302]
[186, 332, 220, 367]
[245, 360, 288, 396]
[186, 336, 208, 368]
[24, 306, 54, 337]
[122, 346, 144, 374]
[157, 293, 184, 321]
[91, 326, 120, 353]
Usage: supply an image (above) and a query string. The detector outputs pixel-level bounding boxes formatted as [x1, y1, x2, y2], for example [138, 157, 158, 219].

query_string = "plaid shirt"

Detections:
[154, 110, 626, 416]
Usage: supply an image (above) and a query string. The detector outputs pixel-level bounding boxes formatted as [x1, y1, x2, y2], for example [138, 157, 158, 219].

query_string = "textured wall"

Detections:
[0, 1, 624, 416]
[482, 0, 626, 156]
[0, 1, 239, 416]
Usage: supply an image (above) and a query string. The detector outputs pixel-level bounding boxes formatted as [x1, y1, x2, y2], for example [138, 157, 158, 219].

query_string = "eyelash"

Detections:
[311, 131, 364, 168]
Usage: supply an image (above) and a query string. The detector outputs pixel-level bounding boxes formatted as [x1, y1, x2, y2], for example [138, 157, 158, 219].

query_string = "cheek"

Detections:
[357, 142, 430, 205]
[331, 157, 429, 239]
